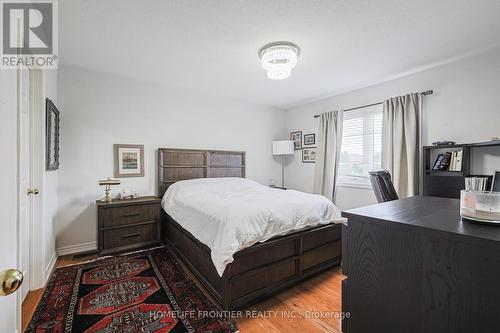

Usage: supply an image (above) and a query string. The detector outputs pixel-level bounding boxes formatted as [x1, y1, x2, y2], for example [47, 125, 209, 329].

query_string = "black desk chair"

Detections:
[369, 170, 399, 203]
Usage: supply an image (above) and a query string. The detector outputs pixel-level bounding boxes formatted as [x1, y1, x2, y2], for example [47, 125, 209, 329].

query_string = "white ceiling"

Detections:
[60, 0, 500, 108]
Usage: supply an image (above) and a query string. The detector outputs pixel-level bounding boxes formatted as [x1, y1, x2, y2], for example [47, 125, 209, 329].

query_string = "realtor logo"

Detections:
[1, 0, 58, 69]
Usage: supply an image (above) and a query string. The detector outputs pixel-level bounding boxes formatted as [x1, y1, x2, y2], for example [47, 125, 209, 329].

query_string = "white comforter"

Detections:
[161, 177, 344, 276]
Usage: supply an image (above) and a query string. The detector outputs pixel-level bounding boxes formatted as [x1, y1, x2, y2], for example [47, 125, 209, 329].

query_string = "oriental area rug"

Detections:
[25, 246, 238, 333]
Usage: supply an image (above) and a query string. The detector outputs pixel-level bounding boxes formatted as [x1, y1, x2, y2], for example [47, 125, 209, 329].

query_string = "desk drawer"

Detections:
[102, 223, 158, 250]
[101, 203, 159, 228]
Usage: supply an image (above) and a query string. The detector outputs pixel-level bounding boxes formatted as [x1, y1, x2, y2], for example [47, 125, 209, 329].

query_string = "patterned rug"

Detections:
[25, 246, 238, 333]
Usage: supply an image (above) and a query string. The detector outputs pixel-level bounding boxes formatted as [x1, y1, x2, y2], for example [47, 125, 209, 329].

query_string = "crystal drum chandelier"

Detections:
[259, 42, 300, 80]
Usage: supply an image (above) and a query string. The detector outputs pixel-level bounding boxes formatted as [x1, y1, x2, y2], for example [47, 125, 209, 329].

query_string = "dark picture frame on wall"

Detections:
[302, 147, 317, 163]
[46, 98, 60, 171]
[290, 131, 302, 150]
[304, 133, 316, 146]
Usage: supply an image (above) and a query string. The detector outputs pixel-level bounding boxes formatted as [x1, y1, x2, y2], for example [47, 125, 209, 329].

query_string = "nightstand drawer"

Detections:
[101, 203, 159, 228]
[102, 223, 158, 250]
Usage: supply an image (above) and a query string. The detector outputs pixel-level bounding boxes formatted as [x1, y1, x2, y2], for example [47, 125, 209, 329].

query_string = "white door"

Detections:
[0, 68, 23, 332]
[18, 69, 32, 301]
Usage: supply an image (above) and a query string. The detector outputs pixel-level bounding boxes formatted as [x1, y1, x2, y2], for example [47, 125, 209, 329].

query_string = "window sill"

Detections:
[336, 183, 373, 190]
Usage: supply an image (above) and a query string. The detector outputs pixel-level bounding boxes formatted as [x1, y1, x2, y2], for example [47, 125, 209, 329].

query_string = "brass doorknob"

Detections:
[27, 188, 40, 195]
[0, 269, 23, 296]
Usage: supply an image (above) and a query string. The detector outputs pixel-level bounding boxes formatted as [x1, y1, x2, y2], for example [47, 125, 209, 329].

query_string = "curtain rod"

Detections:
[313, 90, 433, 118]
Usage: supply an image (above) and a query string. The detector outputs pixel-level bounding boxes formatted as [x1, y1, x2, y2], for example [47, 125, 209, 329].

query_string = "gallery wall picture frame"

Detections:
[304, 133, 316, 146]
[290, 131, 302, 150]
[114, 144, 145, 177]
[302, 147, 317, 163]
[46, 98, 60, 171]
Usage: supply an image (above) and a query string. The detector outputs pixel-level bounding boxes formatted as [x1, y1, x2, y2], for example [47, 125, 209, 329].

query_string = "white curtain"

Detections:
[313, 110, 343, 201]
[382, 93, 421, 198]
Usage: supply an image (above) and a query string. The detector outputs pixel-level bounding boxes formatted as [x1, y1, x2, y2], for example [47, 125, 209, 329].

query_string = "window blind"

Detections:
[338, 104, 383, 186]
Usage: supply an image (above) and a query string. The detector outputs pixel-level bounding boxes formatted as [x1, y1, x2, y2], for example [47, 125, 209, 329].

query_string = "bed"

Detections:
[158, 148, 344, 310]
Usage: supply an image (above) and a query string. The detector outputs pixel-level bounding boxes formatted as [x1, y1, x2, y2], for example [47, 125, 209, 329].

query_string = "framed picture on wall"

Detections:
[304, 133, 315, 146]
[290, 131, 302, 150]
[46, 98, 60, 171]
[302, 147, 317, 163]
[114, 144, 145, 177]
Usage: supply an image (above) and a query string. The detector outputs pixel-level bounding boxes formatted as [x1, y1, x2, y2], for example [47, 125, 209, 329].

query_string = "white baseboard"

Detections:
[45, 251, 57, 280]
[57, 241, 97, 256]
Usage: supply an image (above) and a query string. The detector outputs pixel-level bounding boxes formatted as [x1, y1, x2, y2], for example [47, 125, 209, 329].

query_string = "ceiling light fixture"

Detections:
[259, 42, 300, 80]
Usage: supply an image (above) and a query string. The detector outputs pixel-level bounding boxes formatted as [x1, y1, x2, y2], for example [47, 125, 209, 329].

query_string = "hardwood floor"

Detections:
[22, 253, 99, 332]
[22, 251, 344, 333]
[236, 270, 344, 333]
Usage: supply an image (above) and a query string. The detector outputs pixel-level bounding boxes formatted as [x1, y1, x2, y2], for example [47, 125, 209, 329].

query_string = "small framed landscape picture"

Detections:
[290, 131, 302, 150]
[114, 144, 144, 177]
[302, 147, 317, 163]
[304, 133, 315, 146]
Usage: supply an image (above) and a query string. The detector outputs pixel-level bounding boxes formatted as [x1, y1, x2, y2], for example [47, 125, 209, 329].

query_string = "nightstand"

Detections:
[97, 196, 161, 255]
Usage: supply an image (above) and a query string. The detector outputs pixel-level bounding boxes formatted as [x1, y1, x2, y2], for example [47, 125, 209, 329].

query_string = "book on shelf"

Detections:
[449, 151, 457, 171]
[455, 150, 463, 172]
[431, 150, 463, 172]
[465, 176, 492, 191]
[432, 154, 443, 170]
[441, 152, 452, 170]
[432, 152, 452, 170]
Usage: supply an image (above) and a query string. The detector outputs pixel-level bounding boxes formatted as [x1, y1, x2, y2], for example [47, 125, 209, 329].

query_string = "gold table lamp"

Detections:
[98, 177, 121, 203]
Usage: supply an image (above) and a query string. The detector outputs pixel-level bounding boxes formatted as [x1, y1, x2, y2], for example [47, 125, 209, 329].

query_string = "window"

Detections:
[337, 104, 383, 187]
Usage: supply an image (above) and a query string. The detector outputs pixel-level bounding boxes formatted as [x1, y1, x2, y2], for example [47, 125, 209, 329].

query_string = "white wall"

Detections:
[0, 70, 19, 333]
[56, 65, 285, 251]
[285, 46, 500, 210]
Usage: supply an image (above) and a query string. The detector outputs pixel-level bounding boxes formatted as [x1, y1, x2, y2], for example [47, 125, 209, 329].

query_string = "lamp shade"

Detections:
[272, 140, 294, 155]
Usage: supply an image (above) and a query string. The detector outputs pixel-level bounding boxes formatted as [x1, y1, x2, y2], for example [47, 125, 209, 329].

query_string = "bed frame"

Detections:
[158, 148, 342, 310]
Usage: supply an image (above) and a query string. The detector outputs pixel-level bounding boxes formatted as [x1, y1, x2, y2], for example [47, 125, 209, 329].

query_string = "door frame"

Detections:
[16, 68, 47, 329]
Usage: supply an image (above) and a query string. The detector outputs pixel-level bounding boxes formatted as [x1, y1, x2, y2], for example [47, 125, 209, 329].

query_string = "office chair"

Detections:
[369, 170, 399, 203]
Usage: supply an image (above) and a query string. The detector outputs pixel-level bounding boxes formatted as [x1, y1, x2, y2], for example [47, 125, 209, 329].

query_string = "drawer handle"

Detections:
[121, 212, 141, 218]
[121, 232, 142, 239]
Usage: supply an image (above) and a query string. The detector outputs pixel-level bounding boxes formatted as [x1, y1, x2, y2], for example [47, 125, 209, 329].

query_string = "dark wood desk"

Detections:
[341, 196, 500, 333]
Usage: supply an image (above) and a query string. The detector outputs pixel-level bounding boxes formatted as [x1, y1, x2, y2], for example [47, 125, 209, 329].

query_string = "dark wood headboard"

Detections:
[157, 148, 246, 197]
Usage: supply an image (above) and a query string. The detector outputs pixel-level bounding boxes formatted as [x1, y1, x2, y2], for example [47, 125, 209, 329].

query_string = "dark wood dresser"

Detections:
[342, 196, 500, 333]
[97, 196, 161, 255]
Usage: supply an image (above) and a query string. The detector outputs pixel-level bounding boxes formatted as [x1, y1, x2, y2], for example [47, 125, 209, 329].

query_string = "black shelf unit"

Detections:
[423, 140, 500, 199]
